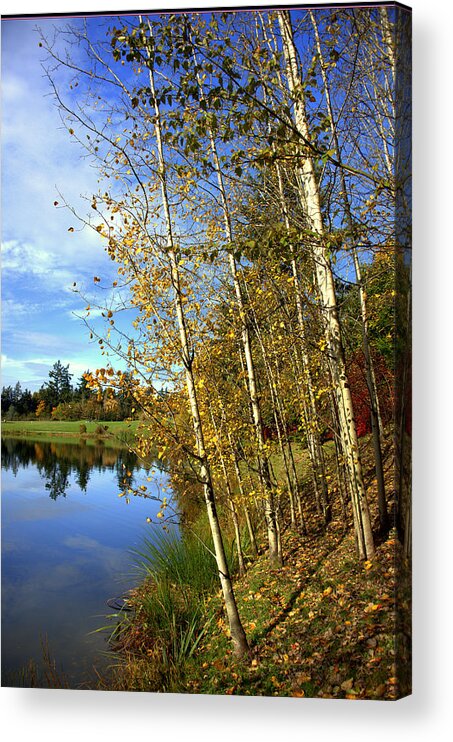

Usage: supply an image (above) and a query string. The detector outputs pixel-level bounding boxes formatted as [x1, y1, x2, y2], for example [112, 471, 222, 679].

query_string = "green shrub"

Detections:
[79, 423, 87, 434]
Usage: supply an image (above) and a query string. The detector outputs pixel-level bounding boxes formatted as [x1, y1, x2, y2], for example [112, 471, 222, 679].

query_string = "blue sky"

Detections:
[1, 6, 266, 395]
[1, 15, 122, 391]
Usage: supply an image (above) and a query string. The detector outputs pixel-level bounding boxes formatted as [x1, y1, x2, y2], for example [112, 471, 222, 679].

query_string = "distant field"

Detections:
[1, 419, 140, 442]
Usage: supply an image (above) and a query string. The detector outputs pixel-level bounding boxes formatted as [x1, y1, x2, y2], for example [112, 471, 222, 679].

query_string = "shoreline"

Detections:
[1, 420, 139, 448]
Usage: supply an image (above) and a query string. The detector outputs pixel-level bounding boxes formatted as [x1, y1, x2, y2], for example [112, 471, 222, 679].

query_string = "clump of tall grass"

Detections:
[134, 527, 218, 595]
[102, 528, 216, 691]
[102, 518, 251, 692]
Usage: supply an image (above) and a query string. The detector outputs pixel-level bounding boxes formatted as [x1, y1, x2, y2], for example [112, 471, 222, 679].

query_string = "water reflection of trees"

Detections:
[1, 438, 152, 500]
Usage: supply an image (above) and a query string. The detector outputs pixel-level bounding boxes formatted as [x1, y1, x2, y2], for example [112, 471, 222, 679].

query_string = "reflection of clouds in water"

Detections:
[4, 497, 92, 523]
[63, 534, 126, 576]
[2, 481, 43, 496]
[64, 534, 102, 550]
[2, 439, 163, 683]
[2, 544, 126, 618]
[1, 554, 121, 679]
[35, 563, 88, 591]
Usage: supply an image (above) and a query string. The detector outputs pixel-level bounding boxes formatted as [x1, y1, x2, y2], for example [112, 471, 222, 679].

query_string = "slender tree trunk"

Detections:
[208, 406, 247, 576]
[259, 24, 328, 518]
[379, 7, 396, 74]
[229, 496, 247, 577]
[204, 117, 281, 566]
[217, 388, 260, 556]
[145, 34, 249, 655]
[272, 350, 309, 533]
[243, 503, 259, 555]
[327, 387, 350, 526]
[278, 9, 374, 559]
[286, 341, 321, 529]
[275, 161, 331, 525]
[310, 11, 388, 535]
[248, 300, 298, 529]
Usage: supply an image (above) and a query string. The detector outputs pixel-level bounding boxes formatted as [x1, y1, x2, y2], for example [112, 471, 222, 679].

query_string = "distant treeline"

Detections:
[1, 360, 137, 422]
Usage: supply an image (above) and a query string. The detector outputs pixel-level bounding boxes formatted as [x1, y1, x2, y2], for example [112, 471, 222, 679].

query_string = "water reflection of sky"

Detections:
[1, 439, 172, 688]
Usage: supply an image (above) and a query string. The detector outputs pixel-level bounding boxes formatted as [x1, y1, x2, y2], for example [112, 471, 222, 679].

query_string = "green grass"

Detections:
[1, 419, 140, 445]
[133, 528, 219, 597]
[99, 517, 251, 693]
[100, 526, 221, 692]
[1, 419, 140, 434]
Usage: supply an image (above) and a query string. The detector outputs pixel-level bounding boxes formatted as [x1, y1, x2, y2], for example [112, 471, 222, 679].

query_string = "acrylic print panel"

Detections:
[1, 1, 412, 699]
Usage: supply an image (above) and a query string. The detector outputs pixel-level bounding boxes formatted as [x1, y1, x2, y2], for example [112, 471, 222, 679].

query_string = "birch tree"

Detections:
[276, 9, 375, 559]
[309, 10, 388, 534]
[42, 18, 250, 657]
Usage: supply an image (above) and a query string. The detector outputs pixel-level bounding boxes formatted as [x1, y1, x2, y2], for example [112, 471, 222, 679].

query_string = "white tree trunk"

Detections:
[278, 10, 374, 559]
[276, 161, 330, 523]
[146, 36, 249, 654]
[310, 11, 388, 534]
[207, 124, 281, 566]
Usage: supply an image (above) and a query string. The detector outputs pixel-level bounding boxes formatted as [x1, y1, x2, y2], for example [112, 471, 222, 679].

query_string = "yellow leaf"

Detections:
[364, 602, 381, 613]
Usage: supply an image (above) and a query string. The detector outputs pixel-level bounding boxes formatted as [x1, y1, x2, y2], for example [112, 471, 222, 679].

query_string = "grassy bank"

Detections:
[1, 419, 140, 446]
[96, 434, 411, 700]
[100, 525, 410, 699]
[97, 520, 246, 693]
[183, 528, 410, 699]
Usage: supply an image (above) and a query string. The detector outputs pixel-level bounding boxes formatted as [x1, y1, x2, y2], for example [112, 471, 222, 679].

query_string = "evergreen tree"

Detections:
[45, 361, 73, 406]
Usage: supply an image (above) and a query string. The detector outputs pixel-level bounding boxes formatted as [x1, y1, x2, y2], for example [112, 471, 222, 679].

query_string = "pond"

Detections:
[1, 436, 172, 689]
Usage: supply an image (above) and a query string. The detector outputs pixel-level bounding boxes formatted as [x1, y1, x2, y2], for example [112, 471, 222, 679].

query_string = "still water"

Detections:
[1, 437, 170, 688]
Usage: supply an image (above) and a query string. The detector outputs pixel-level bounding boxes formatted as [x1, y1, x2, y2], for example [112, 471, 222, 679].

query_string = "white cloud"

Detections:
[1, 297, 41, 325]
[2, 22, 111, 288]
[1, 353, 102, 390]
[1, 18, 131, 390]
[2, 239, 74, 285]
